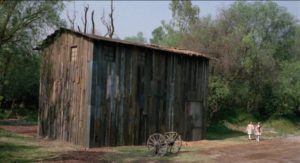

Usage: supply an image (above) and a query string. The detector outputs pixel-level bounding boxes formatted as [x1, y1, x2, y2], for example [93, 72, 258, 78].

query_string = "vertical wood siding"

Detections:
[39, 33, 209, 148]
[39, 33, 94, 147]
[89, 41, 209, 147]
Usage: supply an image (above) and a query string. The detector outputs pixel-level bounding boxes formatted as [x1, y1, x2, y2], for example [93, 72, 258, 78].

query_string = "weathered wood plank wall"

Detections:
[39, 33, 94, 147]
[39, 32, 209, 148]
[89, 41, 209, 147]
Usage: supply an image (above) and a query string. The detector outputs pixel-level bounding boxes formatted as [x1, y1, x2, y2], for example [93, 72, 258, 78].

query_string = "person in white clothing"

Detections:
[255, 122, 262, 142]
[246, 122, 255, 140]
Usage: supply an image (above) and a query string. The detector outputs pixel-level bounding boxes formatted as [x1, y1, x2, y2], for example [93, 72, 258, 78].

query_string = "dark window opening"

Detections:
[70, 46, 78, 62]
[103, 45, 116, 62]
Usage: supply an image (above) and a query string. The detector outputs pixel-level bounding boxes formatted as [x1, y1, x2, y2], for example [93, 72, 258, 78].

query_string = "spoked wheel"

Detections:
[147, 133, 167, 156]
[164, 131, 182, 154]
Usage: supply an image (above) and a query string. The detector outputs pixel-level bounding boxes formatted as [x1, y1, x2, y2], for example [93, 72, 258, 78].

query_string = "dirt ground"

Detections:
[1, 123, 300, 162]
[204, 138, 300, 163]
[0, 119, 37, 136]
[0, 124, 37, 137]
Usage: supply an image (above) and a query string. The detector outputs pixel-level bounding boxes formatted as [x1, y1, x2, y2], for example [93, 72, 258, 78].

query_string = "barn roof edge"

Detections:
[41, 28, 214, 60]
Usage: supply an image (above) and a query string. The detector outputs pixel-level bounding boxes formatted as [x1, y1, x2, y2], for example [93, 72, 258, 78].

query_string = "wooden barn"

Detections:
[38, 28, 210, 147]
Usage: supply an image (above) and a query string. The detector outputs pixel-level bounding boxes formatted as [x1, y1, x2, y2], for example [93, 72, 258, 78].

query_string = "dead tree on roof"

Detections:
[83, 5, 89, 33]
[101, 0, 115, 38]
[77, 26, 81, 32]
[91, 10, 95, 34]
[77, 5, 95, 35]
[66, 1, 76, 30]
[67, 11, 76, 30]
[77, 5, 89, 33]
[109, 0, 115, 38]
[75, 5, 95, 35]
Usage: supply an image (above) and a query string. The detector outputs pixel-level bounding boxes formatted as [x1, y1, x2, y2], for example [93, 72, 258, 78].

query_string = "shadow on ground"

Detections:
[0, 141, 40, 162]
[0, 142, 38, 153]
[43, 151, 108, 162]
[206, 123, 245, 140]
[42, 147, 178, 162]
[0, 119, 36, 126]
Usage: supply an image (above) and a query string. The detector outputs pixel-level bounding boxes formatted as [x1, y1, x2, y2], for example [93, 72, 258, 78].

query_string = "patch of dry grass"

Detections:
[96, 145, 213, 162]
[0, 128, 216, 162]
[2, 120, 299, 163]
[0, 128, 79, 162]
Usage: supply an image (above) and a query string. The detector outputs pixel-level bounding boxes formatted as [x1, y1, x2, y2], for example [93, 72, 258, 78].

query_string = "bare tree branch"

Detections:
[1, 7, 46, 47]
[100, 0, 115, 38]
[77, 26, 81, 32]
[83, 5, 89, 33]
[101, 10, 110, 37]
[66, 1, 76, 30]
[79, 5, 89, 33]
[108, 0, 114, 38]
[0, 1, 19, 47]
[81, 15, 84, 29]
[67, 11, 76, 30]
[91, 10, 95, 34]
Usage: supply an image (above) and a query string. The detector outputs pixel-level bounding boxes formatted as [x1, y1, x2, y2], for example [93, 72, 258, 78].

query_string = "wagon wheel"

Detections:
[147, 133, 167, 156]
[164, 131, 182, 154]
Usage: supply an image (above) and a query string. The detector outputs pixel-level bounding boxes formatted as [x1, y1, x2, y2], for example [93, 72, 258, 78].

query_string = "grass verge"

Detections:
[0, 128, 78, 162]
[1, 112, 299, 162]
[0, 108, 38, 125]
[0, 127, 214, 162]
[207, 113, 300, 140]
[98, 146, 212, 162]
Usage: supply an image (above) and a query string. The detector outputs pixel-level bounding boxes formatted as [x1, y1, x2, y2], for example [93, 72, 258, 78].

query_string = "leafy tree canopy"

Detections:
[151, 1, 300, 121]
[0, 0, 65, 111]
[124, 32, 147, 44]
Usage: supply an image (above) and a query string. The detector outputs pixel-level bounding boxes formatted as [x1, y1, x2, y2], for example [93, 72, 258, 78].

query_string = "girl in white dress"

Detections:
[246, 122, 254, 140]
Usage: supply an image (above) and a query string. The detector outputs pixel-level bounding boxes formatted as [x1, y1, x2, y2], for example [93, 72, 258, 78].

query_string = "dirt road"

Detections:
[1, 124, 300, 162]
[203, 137, 300, 163]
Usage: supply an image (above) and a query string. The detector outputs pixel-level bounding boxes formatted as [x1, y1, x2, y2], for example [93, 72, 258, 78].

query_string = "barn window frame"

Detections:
[103, 45, 116, 62]
[70, 45, 78, 62]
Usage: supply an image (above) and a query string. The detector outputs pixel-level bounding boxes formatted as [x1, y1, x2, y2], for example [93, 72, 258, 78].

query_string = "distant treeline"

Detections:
[149, 1, 300, 122]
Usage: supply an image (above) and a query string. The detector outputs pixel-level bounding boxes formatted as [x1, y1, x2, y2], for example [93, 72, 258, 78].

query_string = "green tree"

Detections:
[124, 32, 147, 44]
[0, 1, 65, 111]
[169, 0, 200, 32]
[150, 26, 166, 44]
[150, 0, 200, 47]
[0, 48, 40, 109]
[0, 1, 64, 48]
[152, 1, 299, 120]
[290, 26, 300, 60]
[275, 62, 300, 116]
[220, 2, 296, 115]
[180, 1, 297, 117]
[208, 75, 230, 123]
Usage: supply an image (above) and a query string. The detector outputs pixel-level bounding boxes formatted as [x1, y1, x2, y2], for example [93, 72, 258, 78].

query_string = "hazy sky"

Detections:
[62, 1, 300, 41]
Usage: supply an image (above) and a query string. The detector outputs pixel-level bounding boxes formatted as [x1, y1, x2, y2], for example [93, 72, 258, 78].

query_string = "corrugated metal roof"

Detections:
[41, 28, 212, 59]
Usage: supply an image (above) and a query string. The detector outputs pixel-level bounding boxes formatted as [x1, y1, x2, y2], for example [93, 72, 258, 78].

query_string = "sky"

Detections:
[62, 1, 300, 41]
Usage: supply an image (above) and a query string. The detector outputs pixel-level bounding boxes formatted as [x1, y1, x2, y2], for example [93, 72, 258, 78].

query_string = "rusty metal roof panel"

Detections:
[41, 28, 212, 59]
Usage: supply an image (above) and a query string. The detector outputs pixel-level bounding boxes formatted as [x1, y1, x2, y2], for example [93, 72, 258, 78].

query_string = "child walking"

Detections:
[255, 122, 262, 142]
[246, 122, 255, 140]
